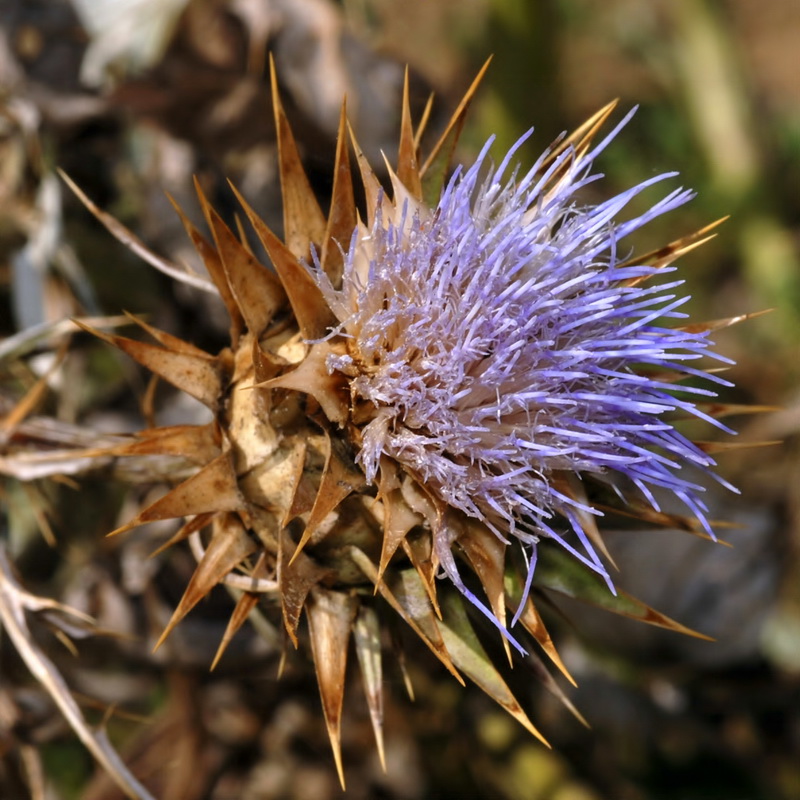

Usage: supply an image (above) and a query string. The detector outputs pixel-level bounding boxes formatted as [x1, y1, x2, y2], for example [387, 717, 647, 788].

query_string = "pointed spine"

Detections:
[269, 56, 328, 258]
[166, 192, 245, 346]
[306, 587, 357, 789]
[108, 452, 244, 537]
[396, 67, 423, 200]
[228, 181, 337, 340]
[155, 514, 258, 650]
[419, 56, 492, 203]
[320, 101, 357, 287]
[195, 179, 286, 338]
[73, 321, 224, 411]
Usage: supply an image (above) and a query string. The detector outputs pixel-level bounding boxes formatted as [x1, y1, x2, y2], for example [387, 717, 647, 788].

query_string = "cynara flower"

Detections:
[313, 112, 733, 642]
[68, 67, 741, 784]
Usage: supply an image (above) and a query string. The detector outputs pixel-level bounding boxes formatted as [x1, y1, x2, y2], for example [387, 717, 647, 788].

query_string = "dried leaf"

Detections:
[458, 521, 509, 636]
[512, 592, 576, 686]
[593, 499, 735, 540]
[149, 512, 215, 558]
[539, 100, 619, 191]
[20, 482, 57, 547]
[349, 124, 391, 228]
[693, 439, 781, 454]
[0, 340, 68, 439]
[680, 402, 781, 421]
[401, 531, 440, 617]
[677, 308, 773, 334]
[556, 474, 617, 569]
[211, 553, 273, 670]
[59, 169, 216, 294]
[100, 423, 221, 465]
[0, 546, 155, 800]
[526, 651, 588, 728]
[620, 217, 728, 279]
[376, 468, 423, 585]
[122, 311, 211, 357]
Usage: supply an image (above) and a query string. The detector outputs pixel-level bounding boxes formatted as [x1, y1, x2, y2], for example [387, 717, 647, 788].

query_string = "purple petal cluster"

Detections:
[313, 112, 734, 628]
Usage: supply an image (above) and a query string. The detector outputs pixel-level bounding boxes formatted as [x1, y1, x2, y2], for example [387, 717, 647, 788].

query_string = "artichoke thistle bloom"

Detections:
[67, 65, 739, 784]
[315, 115, 732, 639]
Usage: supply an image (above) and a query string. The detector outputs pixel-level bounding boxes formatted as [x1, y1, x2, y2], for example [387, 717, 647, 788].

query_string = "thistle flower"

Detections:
[314, 112, 734, 642]
[65, 63, 745, 786]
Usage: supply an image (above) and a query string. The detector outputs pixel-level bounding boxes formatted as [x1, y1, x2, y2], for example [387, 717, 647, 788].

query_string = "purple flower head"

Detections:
[313, 110, 735, 644]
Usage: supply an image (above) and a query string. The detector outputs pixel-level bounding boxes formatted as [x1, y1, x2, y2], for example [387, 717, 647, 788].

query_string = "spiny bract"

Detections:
[72, 63, 741, 786]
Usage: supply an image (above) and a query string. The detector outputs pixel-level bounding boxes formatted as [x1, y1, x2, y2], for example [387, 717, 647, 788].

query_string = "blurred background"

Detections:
[1, 0, 799, 798]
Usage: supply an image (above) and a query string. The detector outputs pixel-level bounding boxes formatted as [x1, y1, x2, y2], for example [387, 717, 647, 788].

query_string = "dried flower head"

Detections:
[66, 62, 744, 786]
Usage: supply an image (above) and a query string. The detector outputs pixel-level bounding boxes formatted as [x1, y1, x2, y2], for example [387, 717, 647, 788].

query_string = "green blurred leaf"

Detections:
[535, 545, 713, 639]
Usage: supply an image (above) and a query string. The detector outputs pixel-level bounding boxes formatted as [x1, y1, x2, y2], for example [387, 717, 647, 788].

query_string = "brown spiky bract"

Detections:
[65, 62, 753, 785]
